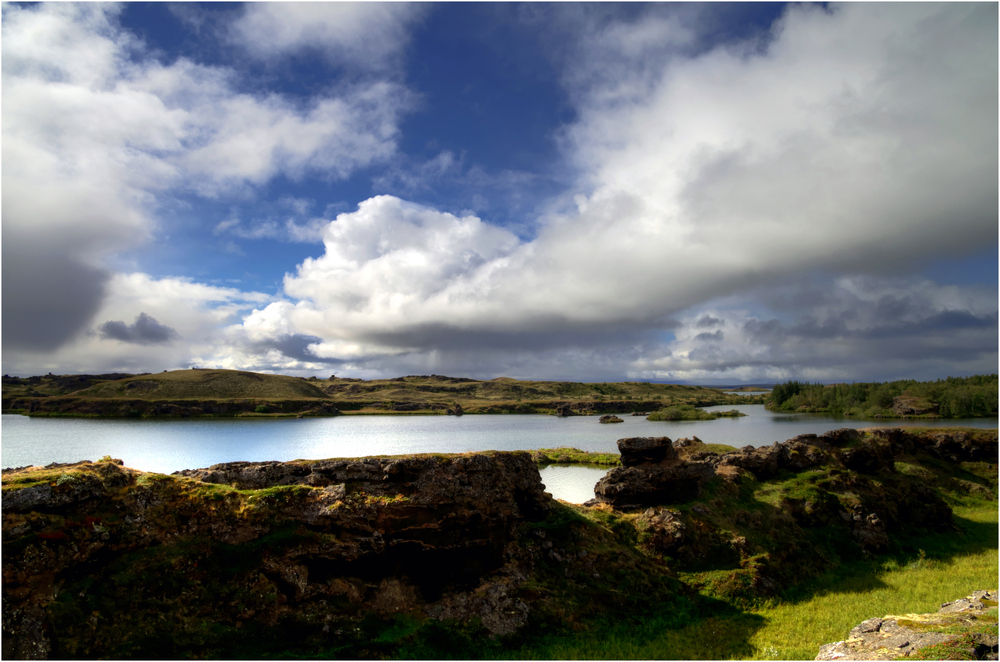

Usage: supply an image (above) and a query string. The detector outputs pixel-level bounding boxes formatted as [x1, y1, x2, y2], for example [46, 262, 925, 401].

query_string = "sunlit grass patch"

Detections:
[739, 505, 998, 660]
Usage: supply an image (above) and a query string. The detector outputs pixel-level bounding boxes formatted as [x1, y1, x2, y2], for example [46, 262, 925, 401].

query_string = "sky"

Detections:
[2, 2, 997, 385]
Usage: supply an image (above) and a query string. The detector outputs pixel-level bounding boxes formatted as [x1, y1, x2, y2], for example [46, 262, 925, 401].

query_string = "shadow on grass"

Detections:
[493, 594, 767, 660]
[778, 512, 998, 608]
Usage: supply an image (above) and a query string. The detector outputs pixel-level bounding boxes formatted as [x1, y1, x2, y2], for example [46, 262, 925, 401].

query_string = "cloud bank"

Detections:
[240, 3, 996, 379]
[2, 3, 996, 382]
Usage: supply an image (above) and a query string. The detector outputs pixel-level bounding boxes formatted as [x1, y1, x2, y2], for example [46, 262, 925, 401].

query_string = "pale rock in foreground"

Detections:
[816, 590, 998, 660]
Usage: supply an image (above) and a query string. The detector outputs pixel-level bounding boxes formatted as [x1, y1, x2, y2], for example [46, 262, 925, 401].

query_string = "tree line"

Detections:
[767, 374, 998, 418]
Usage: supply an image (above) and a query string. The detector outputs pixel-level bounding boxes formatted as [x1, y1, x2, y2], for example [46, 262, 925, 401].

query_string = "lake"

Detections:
[2, 406, 995, 503]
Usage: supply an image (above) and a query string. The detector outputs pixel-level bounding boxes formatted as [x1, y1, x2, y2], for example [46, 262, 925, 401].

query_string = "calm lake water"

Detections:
[2, 405, 995, 503]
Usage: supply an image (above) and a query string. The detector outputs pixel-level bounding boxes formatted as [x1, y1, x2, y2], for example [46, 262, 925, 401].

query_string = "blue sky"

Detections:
[3, 2, 997, 384]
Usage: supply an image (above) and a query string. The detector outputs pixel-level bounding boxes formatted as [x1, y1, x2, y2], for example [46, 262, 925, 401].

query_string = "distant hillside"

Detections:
[1, 370, 765, 417]
[69, 369, 330, 401]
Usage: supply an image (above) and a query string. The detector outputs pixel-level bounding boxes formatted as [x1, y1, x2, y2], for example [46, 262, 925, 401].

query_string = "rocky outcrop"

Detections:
[554, 403, 577, 417]
[618, 437, 678, 466]
[589, 428, 987, 519]
[892, 395, 939, 417]
[588, 428, 995, 603]
[599, 415, 623, 424]
[591, 437, 716, 508]
[816, 590, 998, 660]
[2, 452, 552, 658]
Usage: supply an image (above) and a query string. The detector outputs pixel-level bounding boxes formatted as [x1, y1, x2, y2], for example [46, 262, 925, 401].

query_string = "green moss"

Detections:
[243, 484, 315, 508]
[533, 447, 621, 466]
[903, 612, 999, 660]
[894, 609, 998, 633]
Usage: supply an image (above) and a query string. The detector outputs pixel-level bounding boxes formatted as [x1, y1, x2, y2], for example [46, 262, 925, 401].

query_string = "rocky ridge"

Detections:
[2, 452, 555, 658]
[2, 427, 996, 659]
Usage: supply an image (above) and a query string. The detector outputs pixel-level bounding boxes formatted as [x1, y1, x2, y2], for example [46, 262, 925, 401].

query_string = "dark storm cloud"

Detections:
[2, 246, 110, 351]
[695, 315, 723, 328]
[99, 313, 179, 345]
[694, 330, 724, 342]
[365, 321, 662, 354]
[249, 334, 343, 365]
[745, 309, 997, 347]
[742, 307, 996, 370]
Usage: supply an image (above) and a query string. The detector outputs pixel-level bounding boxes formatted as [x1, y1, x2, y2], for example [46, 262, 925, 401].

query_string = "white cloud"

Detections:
[2, 3, 411, 350]
[247, 4, 996, 379]
[282, 196, 521, 337]
[213, 201, 338, 244]
[229, 3, 425, 70]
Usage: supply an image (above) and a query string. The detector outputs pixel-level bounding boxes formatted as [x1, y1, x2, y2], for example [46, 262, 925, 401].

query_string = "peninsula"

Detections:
[1, 369, 762, 418]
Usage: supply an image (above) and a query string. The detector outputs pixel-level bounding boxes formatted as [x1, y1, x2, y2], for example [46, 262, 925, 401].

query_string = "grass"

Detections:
[741, 506, 998, 660]
[533, 448, 621, 466]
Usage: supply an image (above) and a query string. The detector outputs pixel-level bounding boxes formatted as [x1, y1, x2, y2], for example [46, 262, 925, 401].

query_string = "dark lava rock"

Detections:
[617, 437, 677, 467]
[599, 415, 623, 424]
[840, 438, 896, 474]
[555, 404, 576, 417]
[593, 461, 715, 509]
[3, 452, 553, 658]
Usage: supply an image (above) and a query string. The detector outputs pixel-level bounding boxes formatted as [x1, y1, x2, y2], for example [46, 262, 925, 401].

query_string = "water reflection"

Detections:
[538, 465, 610, 504]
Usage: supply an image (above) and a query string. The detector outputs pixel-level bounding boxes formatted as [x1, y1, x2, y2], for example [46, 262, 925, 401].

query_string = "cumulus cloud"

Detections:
[229, 3, 425, 70]
[281, 196, 521, 337]
[239, 3, 996, 379]
[2, 3, 411, 352]
[99, 313, 179, 345]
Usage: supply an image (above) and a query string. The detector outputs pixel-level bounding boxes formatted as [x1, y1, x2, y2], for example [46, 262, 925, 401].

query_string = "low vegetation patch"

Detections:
[647, 405, 746, 421]
[531, 448, 621, 466]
